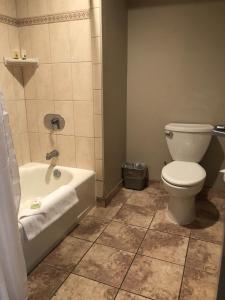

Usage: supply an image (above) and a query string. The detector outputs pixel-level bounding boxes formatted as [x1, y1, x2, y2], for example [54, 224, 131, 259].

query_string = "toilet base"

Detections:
[167, 195, 196, 225]
[161, 175, 204, 226]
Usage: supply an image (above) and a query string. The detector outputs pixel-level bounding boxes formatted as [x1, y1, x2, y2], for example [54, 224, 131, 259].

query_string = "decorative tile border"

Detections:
[0, 14, 17, 26]
[17, 9, 90, 27]
[0, 9, 90, 27]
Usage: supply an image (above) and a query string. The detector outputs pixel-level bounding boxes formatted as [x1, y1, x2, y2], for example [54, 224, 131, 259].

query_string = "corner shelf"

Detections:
[3, 57, 39, 67]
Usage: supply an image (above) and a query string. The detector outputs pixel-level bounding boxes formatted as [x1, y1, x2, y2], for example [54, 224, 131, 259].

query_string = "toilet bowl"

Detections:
[161, 123, 213, 225]
[161, 161, 206, 225]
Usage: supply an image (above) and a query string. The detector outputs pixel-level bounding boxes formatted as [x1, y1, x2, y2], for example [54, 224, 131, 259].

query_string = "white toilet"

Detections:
[161, 123, 213, 225]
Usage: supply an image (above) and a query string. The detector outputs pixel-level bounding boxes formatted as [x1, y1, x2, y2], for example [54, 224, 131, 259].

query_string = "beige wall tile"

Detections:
[7, 101, 26, 135]
[94, 137, 102, 159]
[52, 63, 73, 100]
[56, 135, 76, 167]
[26, 100, 38, 132]
[91, 7, 101, 37]
[21, 133, 31, 164]
[69, 19, 92, 62]
[29, 132, 41, 162]
[72, 62, 93, 101]
[0, 23, 10, 62]
[95, 159, 103, 180]
[23, 65, 37, 99]
[0, 0, 7, 15]
[6, 0, 16, 18]
[49, 22, 71, 63]
[16, 0, 28, 19]
[93, 89, 102, 114]
[47, 0, 90, 14]
[34, 64, 53, 100]
[96, 180, 103, 197]
[30, 24, 51, 63]
[91, 0, 101, 8]
[16, 100, 27, 133]
[76, 137, 95, 170]
[92, 63, 102, 89]
[92, 36, 101, 63]
[19, 26, 32, 58]
[74, 101, 94, 137]
[37, 100, 54, 133]
[0, 63, 15, 100]
[27, 0, 47, 17]
[0, 66, 15, 101]
[8, 25, 20, 53]
[94, 114, 102, 137]
[54, 101, 74, 135]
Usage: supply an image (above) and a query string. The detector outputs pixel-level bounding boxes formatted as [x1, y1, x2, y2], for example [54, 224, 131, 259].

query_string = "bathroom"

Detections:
[0, 0, 225, 299]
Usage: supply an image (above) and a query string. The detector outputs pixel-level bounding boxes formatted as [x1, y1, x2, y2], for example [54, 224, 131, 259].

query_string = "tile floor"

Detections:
[27, 182, 225, 300]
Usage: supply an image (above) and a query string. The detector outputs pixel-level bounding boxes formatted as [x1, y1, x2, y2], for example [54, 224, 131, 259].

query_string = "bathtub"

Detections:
[18, 163, 95, 273]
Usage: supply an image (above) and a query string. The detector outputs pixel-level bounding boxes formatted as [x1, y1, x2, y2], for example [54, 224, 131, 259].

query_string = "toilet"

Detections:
[161, 123, 213, 225]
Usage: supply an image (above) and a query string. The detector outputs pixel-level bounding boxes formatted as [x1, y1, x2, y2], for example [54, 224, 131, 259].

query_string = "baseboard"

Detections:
[96, 180, 123, 207]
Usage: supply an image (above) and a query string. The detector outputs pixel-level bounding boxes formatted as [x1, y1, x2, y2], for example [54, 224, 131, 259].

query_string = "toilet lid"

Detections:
[162, 161, 206, 187]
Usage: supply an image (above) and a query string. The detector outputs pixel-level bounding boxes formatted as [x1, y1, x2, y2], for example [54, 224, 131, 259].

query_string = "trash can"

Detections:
[122, 162, 149, 190]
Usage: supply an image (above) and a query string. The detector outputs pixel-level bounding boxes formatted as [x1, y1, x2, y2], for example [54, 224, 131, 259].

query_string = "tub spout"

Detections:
[46, 149, 59, 160]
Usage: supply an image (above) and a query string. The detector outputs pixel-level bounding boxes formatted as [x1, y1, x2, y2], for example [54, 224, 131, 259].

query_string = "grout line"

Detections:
[49, 238, 94, 298]
[113, 209, 158, 299]
[119, 288, 155, 300]
[21, 61, 93, 65]
[189, 234, 223, 246]
[111, 218, 153, 230]
[68, 272, 119, 290]
[189, 236, 223, 246]
[49, 271, 71, 299]
[148, 228, 190, 239]
[177, 236, 191, 299]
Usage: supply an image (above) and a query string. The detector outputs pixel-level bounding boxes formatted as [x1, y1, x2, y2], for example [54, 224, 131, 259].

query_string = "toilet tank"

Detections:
[165, 123, 213, 162]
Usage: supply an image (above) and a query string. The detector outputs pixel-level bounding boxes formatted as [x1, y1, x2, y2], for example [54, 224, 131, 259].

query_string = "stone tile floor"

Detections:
[27, 182, 225, 300]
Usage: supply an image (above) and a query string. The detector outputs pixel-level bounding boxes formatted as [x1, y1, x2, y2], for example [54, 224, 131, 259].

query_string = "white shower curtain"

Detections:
[0, 91, 27, 300]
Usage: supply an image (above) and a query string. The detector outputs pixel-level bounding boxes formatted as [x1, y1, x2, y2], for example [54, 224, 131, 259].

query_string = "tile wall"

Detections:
[0, 0, 30, 165]
[0, 0, 103, 197]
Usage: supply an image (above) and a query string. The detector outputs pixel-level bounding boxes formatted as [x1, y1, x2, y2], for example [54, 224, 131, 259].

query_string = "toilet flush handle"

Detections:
[165, 130, 173, 138]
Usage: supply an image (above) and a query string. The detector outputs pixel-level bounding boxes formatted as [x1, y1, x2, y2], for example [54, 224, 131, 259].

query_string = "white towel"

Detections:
[19, 185, 79, 241]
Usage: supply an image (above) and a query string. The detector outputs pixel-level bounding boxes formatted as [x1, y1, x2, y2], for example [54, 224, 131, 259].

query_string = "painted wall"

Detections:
[102, 0, 128, 197]
[127, 0, 225, 188]
[0, 0, 30, 165]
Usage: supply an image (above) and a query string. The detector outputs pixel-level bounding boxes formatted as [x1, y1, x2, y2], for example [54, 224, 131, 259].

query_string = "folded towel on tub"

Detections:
[18, 185, 79, 241]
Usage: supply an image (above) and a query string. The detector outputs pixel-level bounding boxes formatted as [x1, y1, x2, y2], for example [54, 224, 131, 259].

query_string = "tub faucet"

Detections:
[46, 149, 59, 160]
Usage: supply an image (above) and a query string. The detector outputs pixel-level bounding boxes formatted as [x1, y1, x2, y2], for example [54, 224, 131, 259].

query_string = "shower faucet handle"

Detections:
[51, 117, 60, 130]
[44, 114, 65, 131]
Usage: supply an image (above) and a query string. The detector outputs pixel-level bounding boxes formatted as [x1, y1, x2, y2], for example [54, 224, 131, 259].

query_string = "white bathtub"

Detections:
[18, 163, 95, 272]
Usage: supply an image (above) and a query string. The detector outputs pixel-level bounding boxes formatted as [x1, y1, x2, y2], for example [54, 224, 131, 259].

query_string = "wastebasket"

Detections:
[122, 162, 149, 190]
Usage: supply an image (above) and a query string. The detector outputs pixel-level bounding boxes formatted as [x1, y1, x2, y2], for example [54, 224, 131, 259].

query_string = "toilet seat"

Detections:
[162, 161, 206, 187]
